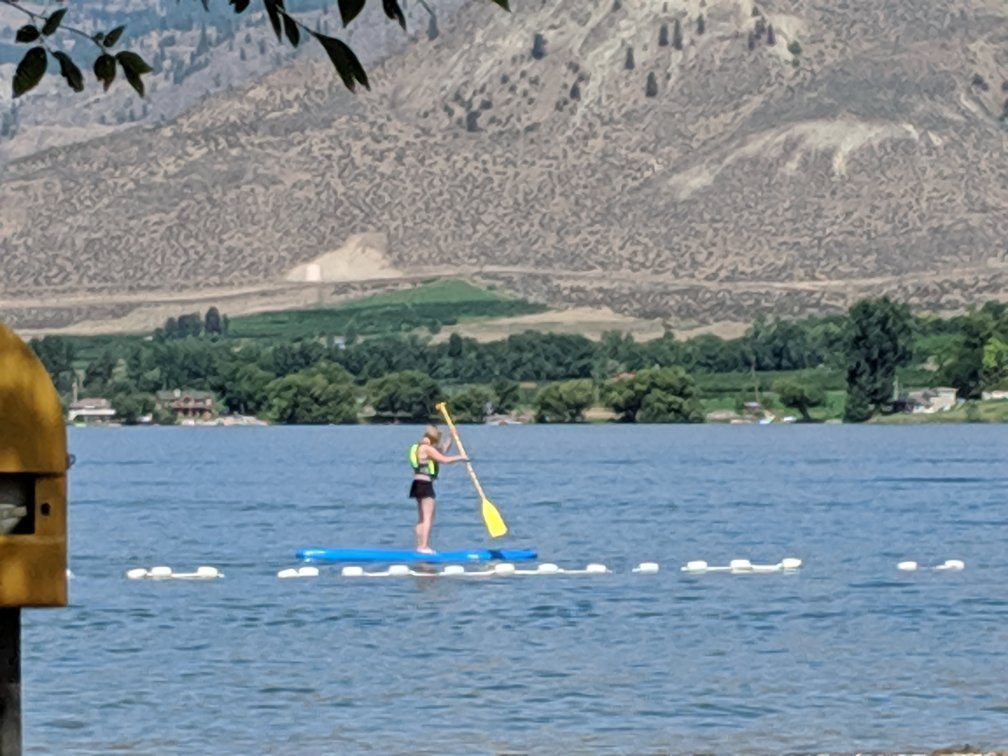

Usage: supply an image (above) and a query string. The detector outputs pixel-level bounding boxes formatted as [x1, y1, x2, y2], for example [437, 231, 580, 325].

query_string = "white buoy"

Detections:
[729, 559, 753, 572]
[442, 565, 466, 576]
[935, 559, 965, 571]
[897, 561, 919, 571]
[296, 566, 319, 578]
[388, 564, 410, 577]
[633, 562, 660, 574]
[195, 565, 221, 578]
[66, 569, 75, 579]
[585, 563, 608, 574]
[149, 566, 172, 578]
[126, 568, 148, 580]
[494, 563, 516, 575]
[780, 557, 803, 570]
[277, 568, 298, 579]
[341, 566, 364, 577]
[683, 560, 708, 572]
[536, 563, 561, 574]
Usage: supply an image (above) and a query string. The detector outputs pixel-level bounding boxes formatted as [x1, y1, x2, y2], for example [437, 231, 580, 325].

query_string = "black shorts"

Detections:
[409, 479, 435, 500]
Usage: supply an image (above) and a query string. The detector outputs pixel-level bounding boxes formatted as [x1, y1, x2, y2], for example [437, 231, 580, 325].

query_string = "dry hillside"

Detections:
[2, 0, 1007, 332]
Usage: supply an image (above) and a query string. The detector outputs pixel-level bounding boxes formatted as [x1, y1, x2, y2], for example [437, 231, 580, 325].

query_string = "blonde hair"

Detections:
[424, 424, 441, 444]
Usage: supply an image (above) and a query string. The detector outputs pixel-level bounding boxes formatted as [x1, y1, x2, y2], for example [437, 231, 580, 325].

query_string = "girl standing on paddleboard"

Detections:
[409, 425, 467, 553]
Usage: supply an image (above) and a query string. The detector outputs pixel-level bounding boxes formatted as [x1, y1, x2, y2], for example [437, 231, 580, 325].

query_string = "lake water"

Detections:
[22, 425, 1008, 753]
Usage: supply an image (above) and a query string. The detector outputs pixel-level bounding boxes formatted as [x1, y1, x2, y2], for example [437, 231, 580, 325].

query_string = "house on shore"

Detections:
[67, 397, 117, 425]
[156, 389, 215, 422]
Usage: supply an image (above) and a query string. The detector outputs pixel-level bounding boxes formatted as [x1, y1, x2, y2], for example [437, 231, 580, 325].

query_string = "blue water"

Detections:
[23, 425, 1008, 753]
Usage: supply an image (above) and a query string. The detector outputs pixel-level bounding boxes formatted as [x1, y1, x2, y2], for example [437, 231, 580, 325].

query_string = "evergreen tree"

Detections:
[843, 297, 913, 421]
[697, 14, 705, 34]
[672, 19, 683, 50]
[625, 46, 635, 70]
[766, 24, 776, 45]
[645, 72, 658, 97]
[659, 23, 669, 47]
[531, 33, 546, 60]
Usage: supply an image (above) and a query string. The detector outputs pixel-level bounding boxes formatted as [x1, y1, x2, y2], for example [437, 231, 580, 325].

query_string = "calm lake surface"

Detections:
[23, 424, 1008, 753]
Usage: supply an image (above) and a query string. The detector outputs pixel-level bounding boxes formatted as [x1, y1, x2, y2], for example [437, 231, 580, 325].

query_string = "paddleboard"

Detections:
[296, 547, 537, 564]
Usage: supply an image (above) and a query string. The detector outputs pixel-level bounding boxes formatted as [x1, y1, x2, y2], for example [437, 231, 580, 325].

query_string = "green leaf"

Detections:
[93, 31, 105, 44]
[15, 25, 40, 43]
[338, 0, 367, 26]
[53, 51, 84, 92]
[93, 53, 116, 91]
[12, 46, 47, 98]
[382, 0, 406, 30]
[282, 12, 300, 47]
[115, 51, 153, 75]
[41, 8, 67, 36]
[311, 32, 369, 91]
[488, 0, 510, 10]
[264, 0, 283, 41]
[116, 50, 152, 95]
[103, 26, 126, 47]
[120, 65, 145, 97]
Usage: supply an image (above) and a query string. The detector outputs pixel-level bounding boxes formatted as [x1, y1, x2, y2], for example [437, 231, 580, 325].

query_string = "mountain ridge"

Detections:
[2, 0, 1007, 333]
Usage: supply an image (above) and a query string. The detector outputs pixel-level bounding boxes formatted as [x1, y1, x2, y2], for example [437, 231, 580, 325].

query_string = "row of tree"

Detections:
[27, 298, 1008, 424]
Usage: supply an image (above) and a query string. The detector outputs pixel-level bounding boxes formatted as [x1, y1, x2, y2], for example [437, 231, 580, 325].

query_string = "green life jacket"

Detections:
[409, 443, 438, 479]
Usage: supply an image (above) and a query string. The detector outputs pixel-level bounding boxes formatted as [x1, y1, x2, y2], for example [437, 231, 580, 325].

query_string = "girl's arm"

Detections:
[425, 446, 466, 464]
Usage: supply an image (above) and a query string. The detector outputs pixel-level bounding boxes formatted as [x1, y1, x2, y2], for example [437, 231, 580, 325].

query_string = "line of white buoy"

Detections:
[113, 557, 969, 581]
[681, 558, 803, 573]
[898, 559, 965, 572]
[126, 565, 224, 580]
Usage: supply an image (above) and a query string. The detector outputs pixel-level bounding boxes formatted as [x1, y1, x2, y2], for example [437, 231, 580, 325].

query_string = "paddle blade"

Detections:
[481, 498, 508, 538]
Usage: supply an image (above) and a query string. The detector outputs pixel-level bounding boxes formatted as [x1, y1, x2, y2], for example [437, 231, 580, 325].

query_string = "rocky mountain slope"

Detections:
[2, 0, 1007, 332]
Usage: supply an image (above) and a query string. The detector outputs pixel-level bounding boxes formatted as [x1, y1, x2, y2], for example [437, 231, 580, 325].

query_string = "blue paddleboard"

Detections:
[296, 547, 538, 564]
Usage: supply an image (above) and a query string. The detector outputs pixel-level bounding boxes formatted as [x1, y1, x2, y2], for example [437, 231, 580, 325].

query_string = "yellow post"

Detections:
[0, 322, 69, 755]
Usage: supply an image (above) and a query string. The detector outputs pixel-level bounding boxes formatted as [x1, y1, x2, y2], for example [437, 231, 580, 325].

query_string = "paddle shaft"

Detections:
[436, 405, 490, 501]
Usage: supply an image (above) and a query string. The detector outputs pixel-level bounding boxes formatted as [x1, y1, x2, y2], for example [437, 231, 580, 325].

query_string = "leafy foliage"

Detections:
[5, 0, 510, 97]
[771, 378, 826, 421]
[534, 379, 595, 423]
[603, 367, 702, 423]
[367, 370, 443, 422]
[843, 297, 914, 421]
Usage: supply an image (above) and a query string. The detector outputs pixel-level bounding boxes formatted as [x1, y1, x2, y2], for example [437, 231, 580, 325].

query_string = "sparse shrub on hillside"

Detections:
[697, 14, 705, 34]
[625, 46, 636, 70]
[747, 32, 755, 51]
[480, 99, 492, 110]
[427, 13, 439, 41]
[645, 72, 658, 97]
[788, 40, 802, 56]
[570, 81, 581, 100]
[659, 24, 669, 47]
[1002, 80, 1008, 92]
[532, 33, 547, 60]
[465, 111, 480, 132]
[971, 73, 988, 91]
[613, 0, 622, 11]
[500, 73, 509, 84]
[1001, 99, 1008, 123]
[751, 5, 760, 16]
[766, 24, 776, 45]
[754, 16, 766, 39]
[672, 18, 683, 50]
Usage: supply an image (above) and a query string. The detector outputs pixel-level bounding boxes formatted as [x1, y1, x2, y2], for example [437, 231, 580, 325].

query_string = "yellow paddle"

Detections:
[435, 402, 508, 538]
